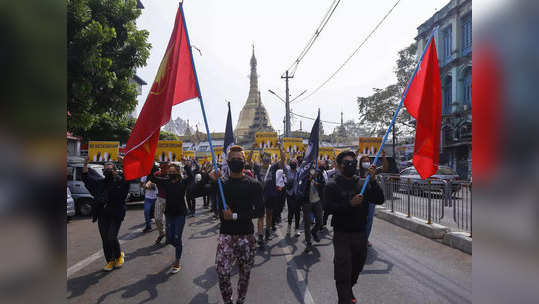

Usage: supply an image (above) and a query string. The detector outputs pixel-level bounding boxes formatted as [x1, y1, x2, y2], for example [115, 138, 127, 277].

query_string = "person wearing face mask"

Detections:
[284, 158, 301, 237]
[325, 151, 384, 304]
[359, 150, 390, 247]
[209, 145, 264, 304]
[300, 164, 325, 253]
[151, 163, 193, 274]
[358, 155, 375, 248]
[82, 158, 130, 272]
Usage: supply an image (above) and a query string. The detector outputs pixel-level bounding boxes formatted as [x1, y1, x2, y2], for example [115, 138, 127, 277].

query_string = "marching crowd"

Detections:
[80, 143, 389, 304]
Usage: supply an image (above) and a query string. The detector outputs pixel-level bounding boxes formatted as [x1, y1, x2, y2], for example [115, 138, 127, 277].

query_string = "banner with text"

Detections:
[318, 146, 335, 161]
[183, 150, 194, 160]
[255, 132, 278, 149]
[89, 141, 119, 162]
[155, 140, 183, 162]
[359, 137, 382, 156]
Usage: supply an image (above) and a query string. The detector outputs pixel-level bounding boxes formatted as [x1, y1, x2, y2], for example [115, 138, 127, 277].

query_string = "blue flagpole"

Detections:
[360, 27, 438, 195]
[180, 3, 228, 210]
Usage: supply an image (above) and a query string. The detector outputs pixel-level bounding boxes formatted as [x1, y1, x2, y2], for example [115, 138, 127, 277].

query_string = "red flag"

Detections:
[123, 5, 199, 180]
[404, 38, 442, 179]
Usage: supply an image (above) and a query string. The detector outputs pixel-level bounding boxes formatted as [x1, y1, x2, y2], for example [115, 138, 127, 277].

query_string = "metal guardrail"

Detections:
[377, 174, 472, 236]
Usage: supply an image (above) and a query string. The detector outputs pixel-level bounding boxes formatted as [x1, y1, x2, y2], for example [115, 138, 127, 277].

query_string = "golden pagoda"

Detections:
[235, 45, 273, 143]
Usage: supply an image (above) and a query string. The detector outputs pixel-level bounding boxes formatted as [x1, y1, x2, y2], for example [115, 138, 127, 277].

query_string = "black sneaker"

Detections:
[312, 231, 320, 243]
[304, 243, 313, 253]
[142, 227, 151, 233]
[155, 234, 165, 244]
[265, 229, 272, 241]
[257, 234, 265, 248]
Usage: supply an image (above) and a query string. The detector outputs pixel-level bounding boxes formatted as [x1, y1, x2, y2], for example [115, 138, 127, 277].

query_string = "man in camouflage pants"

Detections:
[210, 145, 264, 304]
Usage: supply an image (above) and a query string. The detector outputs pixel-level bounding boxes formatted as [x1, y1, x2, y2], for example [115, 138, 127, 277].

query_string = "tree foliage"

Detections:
[67, 0, 151, 139]
[159, 131, 181, 140]
[81, 114, 135, 143]
[357, 42, 417, 138]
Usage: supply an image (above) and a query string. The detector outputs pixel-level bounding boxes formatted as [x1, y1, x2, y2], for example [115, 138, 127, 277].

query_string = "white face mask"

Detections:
[361, 162, 371, 169]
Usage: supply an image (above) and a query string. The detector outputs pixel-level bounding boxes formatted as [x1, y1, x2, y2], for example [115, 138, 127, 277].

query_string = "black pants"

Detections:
[97, 216, 123, 262]
[272, 192, 286, 225]
[333, 231, 368, 304]
[287, 194, 301, 229]
[302, 201, 323, 244]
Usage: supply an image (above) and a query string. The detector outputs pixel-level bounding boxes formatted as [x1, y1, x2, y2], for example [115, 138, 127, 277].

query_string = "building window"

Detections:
[463, 70, 472, 109]
[461, 14, 472, 56]
[442, 25, 453, 65]
[443, 77, 452, 115]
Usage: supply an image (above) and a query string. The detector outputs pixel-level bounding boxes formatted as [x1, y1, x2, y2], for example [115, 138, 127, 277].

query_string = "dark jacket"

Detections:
[82, 172, 129, 221]
[324, 173, 384, 233]
[151, 166, 193, 216]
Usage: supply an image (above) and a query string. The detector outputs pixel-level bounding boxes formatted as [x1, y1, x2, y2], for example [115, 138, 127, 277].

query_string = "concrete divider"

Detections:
[442, 232, 472, 254]
[375, 206, 471, 254]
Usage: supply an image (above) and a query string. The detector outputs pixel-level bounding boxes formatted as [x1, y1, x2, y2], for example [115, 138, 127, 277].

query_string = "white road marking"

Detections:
[67, 228, 143, 279]
[275, 226, 316, 304]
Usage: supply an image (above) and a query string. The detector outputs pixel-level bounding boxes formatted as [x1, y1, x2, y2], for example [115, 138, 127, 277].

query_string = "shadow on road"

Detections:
[191, 265, 236, 304]
[67, 270, 112, 300]
[95, 266, 172, 304]
[362, 247, 394, 275]
[286, 247, 321, 304]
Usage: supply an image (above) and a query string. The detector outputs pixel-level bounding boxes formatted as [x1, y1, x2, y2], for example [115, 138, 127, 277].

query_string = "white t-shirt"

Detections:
[275, 169, 285, 188]
[140, 176, 158, 199]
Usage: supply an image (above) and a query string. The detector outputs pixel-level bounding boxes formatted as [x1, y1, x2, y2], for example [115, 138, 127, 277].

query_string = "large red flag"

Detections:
[123, 5, 198, 180]
[404, 38, 442, 179]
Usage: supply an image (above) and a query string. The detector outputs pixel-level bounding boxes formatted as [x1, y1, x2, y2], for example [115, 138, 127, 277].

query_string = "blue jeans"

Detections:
[144, 198, 156, 229]
[366, 203, 375, 240]
[166, 215, 186, 261]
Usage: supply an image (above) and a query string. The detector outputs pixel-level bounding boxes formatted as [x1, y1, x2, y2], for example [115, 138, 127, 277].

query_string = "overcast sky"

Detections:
[135, 0, 448, 134]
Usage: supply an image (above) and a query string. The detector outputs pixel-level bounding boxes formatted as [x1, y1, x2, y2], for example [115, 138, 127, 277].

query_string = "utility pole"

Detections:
[281, 70, 293, 137]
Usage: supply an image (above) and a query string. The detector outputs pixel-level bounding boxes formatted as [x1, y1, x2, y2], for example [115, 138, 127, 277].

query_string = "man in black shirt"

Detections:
[82, 158, 130, 272]
[325, 151, 385, 304]
[210, 145, 264, 304]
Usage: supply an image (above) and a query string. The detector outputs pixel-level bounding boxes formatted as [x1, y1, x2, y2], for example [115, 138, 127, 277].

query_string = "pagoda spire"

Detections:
[248, 43, 259, 102]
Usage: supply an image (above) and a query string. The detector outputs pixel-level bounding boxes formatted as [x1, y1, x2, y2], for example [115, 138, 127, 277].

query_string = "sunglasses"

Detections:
[342, 159, 358, 167]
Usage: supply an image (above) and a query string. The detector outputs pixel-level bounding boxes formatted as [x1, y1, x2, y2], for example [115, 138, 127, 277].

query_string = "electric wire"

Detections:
[296, 0, 402, 103]
[284, 0, 342, 77]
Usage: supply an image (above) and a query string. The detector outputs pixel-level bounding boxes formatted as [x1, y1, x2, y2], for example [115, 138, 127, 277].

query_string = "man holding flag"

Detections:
[326, 28, 442, 304]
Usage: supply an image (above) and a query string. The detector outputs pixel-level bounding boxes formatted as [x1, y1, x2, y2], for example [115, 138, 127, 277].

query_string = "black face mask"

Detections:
[342, 160, 357, 177]
[290, 163, 297, 170]
[168, 173, 179, 180]
[228, 159, 244, 173]
[103, 169, 114, 180]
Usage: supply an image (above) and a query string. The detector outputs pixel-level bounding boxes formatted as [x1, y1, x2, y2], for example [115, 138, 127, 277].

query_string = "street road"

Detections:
[67, 199, 471, 304]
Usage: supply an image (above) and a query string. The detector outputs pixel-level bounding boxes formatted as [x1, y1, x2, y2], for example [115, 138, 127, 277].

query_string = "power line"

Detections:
[290, 110, 341, 125]
[296, 0, 402, 103]
[266, 92, 341, 124]
[284, 0, 342, 77]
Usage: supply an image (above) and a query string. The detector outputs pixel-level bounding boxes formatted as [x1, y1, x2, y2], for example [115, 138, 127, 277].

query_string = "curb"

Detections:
[442, 232, 472, 254]
[374, 206, 471, 254]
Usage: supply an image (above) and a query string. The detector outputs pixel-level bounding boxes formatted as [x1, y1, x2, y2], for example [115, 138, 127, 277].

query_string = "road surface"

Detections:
[67, 199, 471, 304]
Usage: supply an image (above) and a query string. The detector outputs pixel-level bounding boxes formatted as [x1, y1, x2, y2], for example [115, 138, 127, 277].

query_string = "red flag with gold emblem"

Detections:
[123, 5, 199, 180]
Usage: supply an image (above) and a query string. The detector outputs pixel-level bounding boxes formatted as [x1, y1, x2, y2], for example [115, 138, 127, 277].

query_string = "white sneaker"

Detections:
[294, 229, 301, 237]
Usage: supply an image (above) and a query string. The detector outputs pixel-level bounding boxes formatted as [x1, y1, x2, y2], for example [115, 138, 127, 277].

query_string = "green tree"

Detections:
[159, 131, 180, 140]
[67, 0, 151, 138]
[357, 42, 417, 138]
[82, 114, 135, 143]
